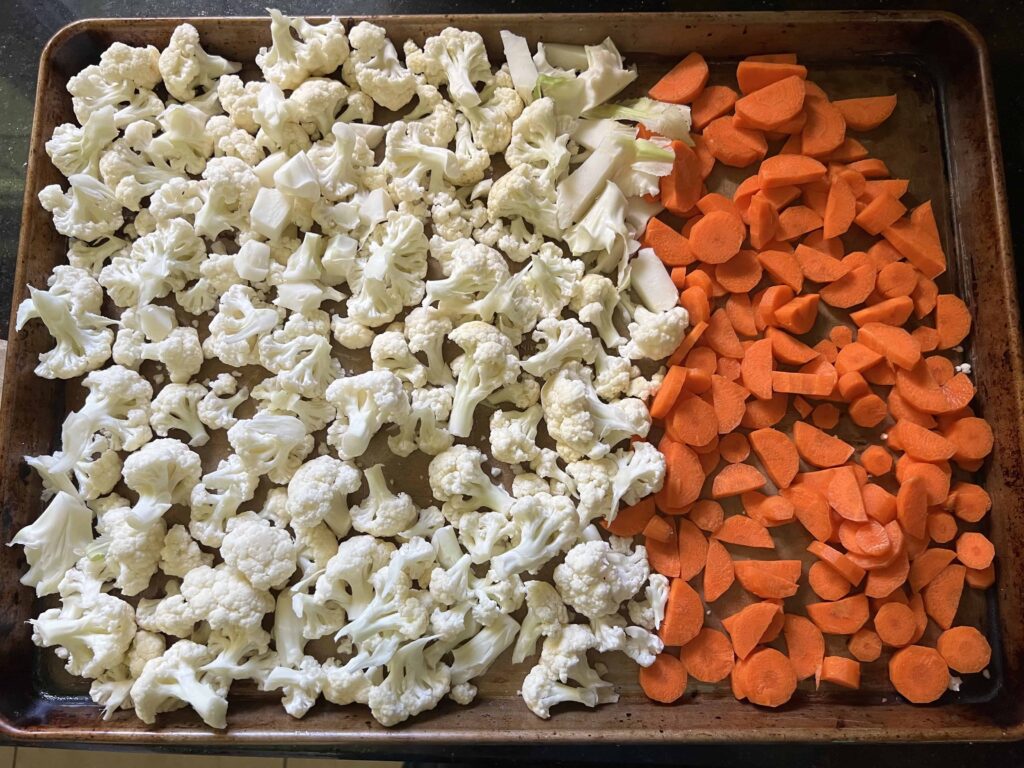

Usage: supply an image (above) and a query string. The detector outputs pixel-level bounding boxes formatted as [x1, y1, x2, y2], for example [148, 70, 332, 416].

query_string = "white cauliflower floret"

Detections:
[253, 83, 310, 156]
[344, 210, 429, 331]
[542, 362, 650, 461]
[150, 383, 209, 447]
[388, 386, 454, 458]
[67, 234, 127, 275]
[505, 97, 570, 180]
[381, 120, 457, 204]
[495, 217, 544, 263]
[195, 156, 261, 239]
[447, 321, 520, 438]
[31, 588, 135, 679]
[610, 441, 666, 509]
[207, 114, 263, 165]
[486, 164, 559, 238]
[570, 273, 624, 348]
[197, 373, 249, 431]
[588, 613, 663, 667]
[100, 218, 205, 308]
[404, 306, 453, 386]
[257, 309, 340, 398]
[257, 9, 350, 90]
[343, 22, 416, 110]
[450, 113, 490, 185]
[520, 624, 617, 719]
[146, 104, 214, 175]
[405, 27, 492, 108]
[45, 105, 118, 176]
[38, 174, 124, 242]
[66, 62, 163, 129]
[367, 636, 451, 726]
[428, 444, 514, 517]
[88, 502, 165, 596]
[627, 574, 670, 632]
[130, 640, 228, 729]
[553, 539, 650, 620]
[623, 305, 689, 361]
[217, 74, 261, 133]
[489, 405, 542, 465]
[405, 80, 457, 147]
[522, 317, 597, 377]
[96, 138, 180, 211]
[459, 71, 524, 154]
[98, 41, 162, 90]
[122, 438, 202, 530]
[370, 329, 427, 388]
[289, 77, 349, 140]
[593, 347, 633, 400]
[512, 581, 569, 664]
[179, 563, 275, 633]
[189, 455, 259, 547]
[430, 191, 488, 242]
[309, 535, 394, 629]
[350, 464, 419, 538]
[286, 455, 362, 536]
[10, 492, 94, 596]
[221, 512, 298, 591]
[251, 375, 336, 433]
[228, 413, 314, 484]
[88, 629, 166, 719]
[159, 524, 213, 578]
[449, 612, 520, 686]
[261, 654, 323, 718]
[325, 370, 410, 460]
[114, 326, 204, 384]
[306, 122, 377, 202]
[204, 284, 283, 367]
[490, 493, 580, 579]
[15, 266, 114, 380]
[159, 22, 240, 101]
[424, 240, 509, 319]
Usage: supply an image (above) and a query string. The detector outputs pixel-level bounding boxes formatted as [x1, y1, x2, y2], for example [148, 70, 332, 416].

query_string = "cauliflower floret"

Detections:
[490, 493, 580, 579]
[370, 329, 427, 388]
[350, 464, 419, 538]
[160, 524, 213, 578]
[197, 373, 249, 431]
[204, 284, 283, 367]
[180, 563, 275, 633]
[66, 63, 163, 128]
[228, 413, 314, 484]
[89, 502, 166, 596]
[505, 97, 570, 180]
[459, 70, 524, 154]
[114, 326, 204, 384]
[260, 654, 323, 718]
[489, 405, 542, 465]
[344, 210, 429, 332]
[486, 164, 559, 238]
[388, 385, 454, 458]
[428, 444, 514, 518]
[623, 305, 689, 361]
[627, 574, 670, 632]
[366, 636, 451, 726]
[447, 320, 520, 438]
[146, 104, 214, 175]
[288, 77, 349, 140]
[46, 105, 119, 177]
[189, 454, 260, 547]
[15, 266, 114, 380]
[195, 156, 261, 240]
[306, 121, 377, 202]
[343, 22, 416, 110]
[257, 309, 341, 398]
[88, 629, 166, 719]
[31, 588, 135, 679]
[494, 217, 544, 263]
[256, 10, 350, 90]
[217, 74, 261, 133]
[67, 234, 127, 275]
[553, 539, 650, 620]
[96, 138, 181, 211]
[520, 624, 617, 719]
[309, 534, 394, 626]
[325, 370, 410, 460]
[207, 114, 263, 165]
[251, 374, 337, 433]
[588, 613, 664, 667]
[100, 218, 205, 308]
[512, 580, 569, 664]
[286, 455, 362, 536]
[424, 239, 509, 319]
[10, 492, 94, 596]
[38, 174, 124, 242]
[522, 317, 597, 377]
[541, 362, 650, 461]
[221, 512, 298, 591]
[98, 41, 162, 90]
[570, 273, 625, 348]
[150, 383, 209, 447]
[403, 305, 454, 386]
[130, 640, 228, 729]
[159, 22, 240, 101]
[405, 27, 492, 108]
[381, 120, 458, 204]
[149, 177, 204, 223]
[122, 438, 202, 530]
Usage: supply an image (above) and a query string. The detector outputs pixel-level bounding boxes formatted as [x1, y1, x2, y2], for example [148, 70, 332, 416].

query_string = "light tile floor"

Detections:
[9, 749, 402, 767]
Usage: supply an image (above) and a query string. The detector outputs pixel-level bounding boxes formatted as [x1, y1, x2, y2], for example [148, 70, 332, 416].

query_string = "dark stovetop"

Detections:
[1, 0, 1022, 764]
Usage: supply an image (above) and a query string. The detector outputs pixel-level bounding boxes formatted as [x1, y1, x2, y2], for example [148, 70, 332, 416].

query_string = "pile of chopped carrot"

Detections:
[631, 51, 996, 708]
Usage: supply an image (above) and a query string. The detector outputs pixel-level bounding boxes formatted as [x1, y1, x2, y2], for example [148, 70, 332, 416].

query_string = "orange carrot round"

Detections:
[848, 628, 883, 662]
[808, 560, 851, 601]
[703, 537, 735, 602]
[816, 656, 861, 690]
[888, 645, 949, 704]
[719, 432, 751, 464]
[680, 628, 735, 683]
[936, 626, 992, 674]
[639, 652, 689, 703]
[689, 210, 746, 264]
[659, 578, 705, 647]
[874, 602, 917, 648]
[956, 531, 995, 570]
[692, 85, 739, 131]
[739, 647, 798, 707]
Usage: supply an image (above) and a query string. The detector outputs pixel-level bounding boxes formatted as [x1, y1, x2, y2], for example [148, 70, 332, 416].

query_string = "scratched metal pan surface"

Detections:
[1, 11, 1022, 750]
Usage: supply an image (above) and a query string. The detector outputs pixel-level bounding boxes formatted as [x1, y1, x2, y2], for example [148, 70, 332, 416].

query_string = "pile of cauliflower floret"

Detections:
[13, 13, 691, 728]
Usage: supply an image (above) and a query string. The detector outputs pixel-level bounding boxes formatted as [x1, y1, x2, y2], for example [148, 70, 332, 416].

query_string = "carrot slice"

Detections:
[660, 140, 704, 217]
[659, 440, 705, 509]
[677, 518, 710, 581]
[644, 514, 675, 544]
[883, 215, 947, 279]
[748, 427, 799, 489]
[722, 602, 782, 659]
[856, 193, 907, 236]
[773, 294, 820, 335]
[875, 602, 917, 647]
[735, 75, 807, 130]
[765, 327, 819, 365]
[849, 629, 883, 662]
[603, 496, 656, 537]
[806, 594, 870, 635]
[936, 626, 992, 674]
[890, 419, 956, 462]
[776, 205, 823, 241]
[639, 652, 689, 703]
[650, 51, 709, 104]
[793, 421, 854, 468]
[896, 474, 929, 540]
[703, 537, 735, 603]
[889, 645, 949, 703]
[757, 249, 805, 293]
[783, 485, 832, 541]
[711, 374, 750, 434]
[691, 85, 739, 131]
[703, 116, 768, 168]
[725, 293, 759, 338]
[689, 210, 746, 264]
[660, 578, 705, 646]
[909, 548, 958, 593]
[965, 564, 996, 589]
[802, 98, 846, 157]
[808, 560, 851, 601]
[737, 61, 808, 94]
[734, 560, 801, 599]
[646, 521, 680, 577]
[711, 463, 767, 499]
[834, 95, 897, 131]
[758, 154, 826, 188]
[741, 392, 790, 429]
[827, 466, 867, 521]
[666, 393, 719, 447]
[643, 217, 694, 267]
[794, 243, 850, 282]
[713, 515, 775, 549]
[717, 248, 764, 293]
[817, 656, 861, 689]
[782, 614, 825, 681]
[771, 371, 834, 397]
[738, 647, 798, 707]
[823, 175, 857, 238]
[850, 296, 915, 327]
[680, 628, 735, 683]
[922, 563, 966, 630]
[956, 532, 995, 570]
[946, 482, 991, 523]
[934, 294, 972, 349]
[807, 541, 866, 585]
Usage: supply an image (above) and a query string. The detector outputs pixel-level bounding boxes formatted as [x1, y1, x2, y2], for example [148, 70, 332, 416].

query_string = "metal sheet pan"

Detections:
[2, 11, 1022, 748]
